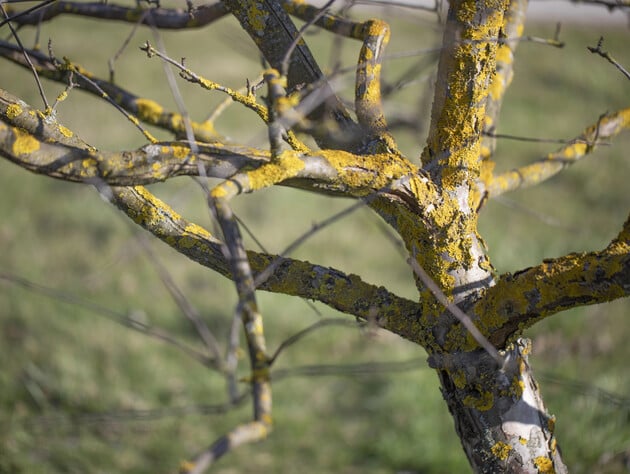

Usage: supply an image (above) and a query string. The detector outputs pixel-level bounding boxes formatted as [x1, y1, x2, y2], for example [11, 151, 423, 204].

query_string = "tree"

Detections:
[1, 0, 629, 472]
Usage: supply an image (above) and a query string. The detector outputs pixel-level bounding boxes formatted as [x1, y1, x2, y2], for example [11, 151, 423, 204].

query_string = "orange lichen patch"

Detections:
[11, 127, 40, 155]
[491, 441, 512, 460]
[534, 456, 555, 474]
[510, 374, 525, 398]
[56, 90, 68, 104]
[488, 69, 506, 102]
[355, 19, 390, 134]
[6, 103, 22, 119]
[547, 415, 556, 432]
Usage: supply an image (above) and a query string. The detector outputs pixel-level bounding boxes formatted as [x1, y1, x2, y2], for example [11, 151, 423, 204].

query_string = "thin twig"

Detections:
[588, 36, 630, 81]
[0, 0, 56, 28]
[254, 197, 369, 288]
[0, 272, 213, 367]
[351, 0, 438, 11]
[136, 234, 225, 369]
[0, 3, 49, 109]
[269, 318, 364, 364]
[108, 8, 149, 83]
[27, 393, 249, 427]
[272, 357, 428, 380]
[281, 0, 336, 78]
[50, 49, 158, 142]
[483, 131, 609, 146]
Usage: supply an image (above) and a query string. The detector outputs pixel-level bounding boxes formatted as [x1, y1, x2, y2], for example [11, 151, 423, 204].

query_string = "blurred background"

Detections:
[1, 1, 629, 472]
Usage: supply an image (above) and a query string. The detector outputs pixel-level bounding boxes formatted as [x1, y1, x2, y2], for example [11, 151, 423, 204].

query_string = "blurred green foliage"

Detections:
[0, 5, 629, 473]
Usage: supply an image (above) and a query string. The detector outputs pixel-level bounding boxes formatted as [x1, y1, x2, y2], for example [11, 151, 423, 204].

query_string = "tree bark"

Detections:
[431, 341, 567, 473]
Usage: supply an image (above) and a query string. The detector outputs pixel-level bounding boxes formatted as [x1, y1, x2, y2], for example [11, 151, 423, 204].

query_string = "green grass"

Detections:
[1, 6, 630, 474]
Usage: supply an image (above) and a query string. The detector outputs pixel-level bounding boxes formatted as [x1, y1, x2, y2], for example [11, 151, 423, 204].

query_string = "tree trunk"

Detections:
[430, 340, 567, 473]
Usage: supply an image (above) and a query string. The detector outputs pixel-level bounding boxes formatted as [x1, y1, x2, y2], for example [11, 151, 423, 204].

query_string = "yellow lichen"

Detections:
[491, 441, 512, 460]
[170, 146, 190, 160]
[179, 460, 195, 473]
[463, 390, 494, 411]
[247, 150, 305, 191]
[58, 125, 73, 138]
[495, 43, 513, 65]
[132, 186, 183, 227]
[184, 223, 213, 239]
[247, 1, 268, 33]
[450, 369, 467, 389]
[135, 98, 164, 123]
[6, 103, 22, 119]
[547, 415, 556, 432]
[534, 456, 555, 474]
[11, 127, 40, 155]
[177, 235, 197, 249]
[557, 142, 587, 160]
[82, 158, 96, 169]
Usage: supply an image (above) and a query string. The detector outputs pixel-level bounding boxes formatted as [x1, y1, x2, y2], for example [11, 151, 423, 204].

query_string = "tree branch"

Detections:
[473, 212, 630, 347]
[1, 87, 422, 197]
[481, 0, 528, 161]
[422, 0, 508, 187]
[483, 108, 630, 197]
[108, 186, 424, 343]
[180, 421, 270, 473]
[0, 42, 221, 143]
[588, 36, 630, 82]
[222, 0, 361, 150]
[4, 1, 229, 29]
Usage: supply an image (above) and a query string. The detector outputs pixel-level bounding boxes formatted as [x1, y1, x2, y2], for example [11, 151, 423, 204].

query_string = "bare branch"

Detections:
[0, 42, 221, 142]
[108, 186, 423, 342]
[0, 0, 56, 28]
[136, 234, 225, 368]
[4, 1, 229, 29]
[569, 0, 630, 9]
[0, 4, 49, 110]
[0, 272, 214, 367]
[269, 318, 364, 365]
[588, 36, 630, 81]
[422, 0, 507, 185]
[472, 213, 630, 347]
[481, 0, 528, 161]
[223, 0, 361, 150]
[484, 108, 630, 197]
[181, 421, 270, 473]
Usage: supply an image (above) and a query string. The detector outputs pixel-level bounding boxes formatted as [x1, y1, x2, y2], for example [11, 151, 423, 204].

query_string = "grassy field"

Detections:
[1, 4, 630, 473]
